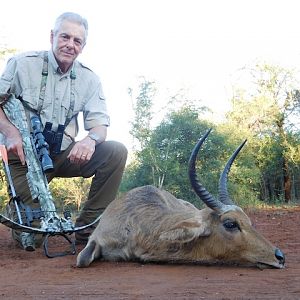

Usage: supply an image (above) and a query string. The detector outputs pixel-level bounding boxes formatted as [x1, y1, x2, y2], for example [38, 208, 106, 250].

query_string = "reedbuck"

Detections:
[77, 130, 285, 269]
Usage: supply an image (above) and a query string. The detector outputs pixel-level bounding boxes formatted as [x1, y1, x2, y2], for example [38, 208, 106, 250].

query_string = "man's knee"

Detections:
[95, 140, 128, 164]
[111, 141, 128, 162]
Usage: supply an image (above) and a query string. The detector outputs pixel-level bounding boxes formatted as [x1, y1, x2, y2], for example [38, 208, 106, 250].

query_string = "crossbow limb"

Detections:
[0, 213, 102, 234]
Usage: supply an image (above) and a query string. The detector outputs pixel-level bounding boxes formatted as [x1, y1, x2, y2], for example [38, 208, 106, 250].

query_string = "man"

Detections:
[0, 12, 127, 250]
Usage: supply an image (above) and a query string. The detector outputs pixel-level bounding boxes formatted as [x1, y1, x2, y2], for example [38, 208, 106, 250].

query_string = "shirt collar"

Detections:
[48, 50, 75, 77]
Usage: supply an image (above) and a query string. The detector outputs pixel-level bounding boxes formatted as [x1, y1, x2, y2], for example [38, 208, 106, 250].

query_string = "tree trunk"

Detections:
[283, 157, 291, 203]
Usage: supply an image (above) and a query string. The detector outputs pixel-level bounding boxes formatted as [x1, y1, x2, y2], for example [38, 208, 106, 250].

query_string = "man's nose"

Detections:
[66, 38, 75, 48]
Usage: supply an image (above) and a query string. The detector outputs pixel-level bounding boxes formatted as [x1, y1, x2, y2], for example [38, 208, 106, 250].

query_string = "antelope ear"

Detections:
[77, 240, 101, 268]
[159, 218, 212, 243]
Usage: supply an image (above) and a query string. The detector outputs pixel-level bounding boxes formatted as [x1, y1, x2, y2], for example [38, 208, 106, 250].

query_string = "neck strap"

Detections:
[38, 51, 75, 128]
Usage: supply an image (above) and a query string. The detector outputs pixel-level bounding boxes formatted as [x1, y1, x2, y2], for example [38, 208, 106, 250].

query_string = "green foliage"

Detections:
[225, 61, 300, 203]
[128, 78, 156, 151]
[145, 106, 214, 205]
[121, 98, 260, 208]
[122, 64, 300, 207]
[0, 167, 9, 211]
[49, 177, 91, 212]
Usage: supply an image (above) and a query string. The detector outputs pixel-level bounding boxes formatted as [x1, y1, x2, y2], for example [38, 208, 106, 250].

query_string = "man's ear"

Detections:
[50, 30, 54, 45]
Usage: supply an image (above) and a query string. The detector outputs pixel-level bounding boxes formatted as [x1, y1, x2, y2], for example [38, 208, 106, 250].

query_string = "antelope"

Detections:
[77, 130, 285, 269]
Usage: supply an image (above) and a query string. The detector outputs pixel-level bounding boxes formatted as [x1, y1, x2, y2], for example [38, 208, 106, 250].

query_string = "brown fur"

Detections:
[77, 185, 284, 268]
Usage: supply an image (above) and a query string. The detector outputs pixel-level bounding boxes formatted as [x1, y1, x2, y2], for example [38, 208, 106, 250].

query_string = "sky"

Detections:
[1, 0, 300, 150]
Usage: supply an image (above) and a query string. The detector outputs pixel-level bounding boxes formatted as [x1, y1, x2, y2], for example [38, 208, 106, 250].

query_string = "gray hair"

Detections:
[53, 12, 88, 43]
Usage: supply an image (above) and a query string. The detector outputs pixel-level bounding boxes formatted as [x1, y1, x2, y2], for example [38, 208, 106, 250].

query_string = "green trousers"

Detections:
[8, 140, 128, 225]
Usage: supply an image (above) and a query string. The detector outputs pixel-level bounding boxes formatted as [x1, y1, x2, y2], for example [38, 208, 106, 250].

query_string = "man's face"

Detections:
[50, 20, 86, 73]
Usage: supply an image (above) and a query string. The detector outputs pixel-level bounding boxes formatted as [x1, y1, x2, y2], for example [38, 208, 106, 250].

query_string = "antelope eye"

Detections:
[223, 220, 240, 232]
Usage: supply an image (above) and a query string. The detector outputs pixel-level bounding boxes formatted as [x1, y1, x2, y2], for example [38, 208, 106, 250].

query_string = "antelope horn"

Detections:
[188, 129, 226, 213]
[218, 140, 247, 205]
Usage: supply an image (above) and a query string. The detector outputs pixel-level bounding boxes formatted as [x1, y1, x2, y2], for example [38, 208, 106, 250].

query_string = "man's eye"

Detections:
[223, 220, 240, 231]
[60, 35, 69, 40]
[74, 40, 82, 46]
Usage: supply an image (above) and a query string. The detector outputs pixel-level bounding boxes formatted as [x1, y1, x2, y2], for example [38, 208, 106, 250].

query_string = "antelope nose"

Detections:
[275, 248, 285, 265]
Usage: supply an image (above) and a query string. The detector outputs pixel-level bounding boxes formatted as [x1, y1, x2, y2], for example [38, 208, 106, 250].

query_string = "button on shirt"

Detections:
[0, 50, 110, 150]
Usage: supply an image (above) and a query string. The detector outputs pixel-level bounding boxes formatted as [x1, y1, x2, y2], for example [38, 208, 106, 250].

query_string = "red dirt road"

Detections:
[0, 207, 299, 300]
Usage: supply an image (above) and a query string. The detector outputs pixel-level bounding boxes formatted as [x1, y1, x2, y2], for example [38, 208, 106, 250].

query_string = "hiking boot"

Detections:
[12, 230, 36, 251]
[7, 203, 36, 251]
[6, 201, 45, 249]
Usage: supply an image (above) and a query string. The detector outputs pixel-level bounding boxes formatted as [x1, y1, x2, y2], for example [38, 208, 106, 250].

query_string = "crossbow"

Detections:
[0, 95, 101, 257]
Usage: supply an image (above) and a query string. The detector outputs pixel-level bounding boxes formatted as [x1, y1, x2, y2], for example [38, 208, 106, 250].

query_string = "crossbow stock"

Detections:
[0, 95, 101, 257]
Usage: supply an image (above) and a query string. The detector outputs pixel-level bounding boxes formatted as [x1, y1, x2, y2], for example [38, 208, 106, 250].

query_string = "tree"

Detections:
[226, 62, 300, 202]
[128, 77, 156, 151]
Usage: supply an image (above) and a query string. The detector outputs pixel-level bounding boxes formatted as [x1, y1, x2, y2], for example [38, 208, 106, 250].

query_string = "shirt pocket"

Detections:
[61, 97, 80, 120]
[61, 98, 80, 126]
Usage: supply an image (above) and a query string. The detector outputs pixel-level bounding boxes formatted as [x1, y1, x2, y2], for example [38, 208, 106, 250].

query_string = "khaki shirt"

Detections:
[0, 50, 110, 150]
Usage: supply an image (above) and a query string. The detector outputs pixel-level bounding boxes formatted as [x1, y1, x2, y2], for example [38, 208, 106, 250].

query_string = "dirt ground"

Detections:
[0, 207, 299, 300]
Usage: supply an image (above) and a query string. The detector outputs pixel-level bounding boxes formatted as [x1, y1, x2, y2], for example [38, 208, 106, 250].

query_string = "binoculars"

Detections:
[43, 122, 65, 156]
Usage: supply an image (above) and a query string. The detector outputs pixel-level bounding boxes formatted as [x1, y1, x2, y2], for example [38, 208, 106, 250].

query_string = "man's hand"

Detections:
[67, 136, 96, 165]
[0, 107, 25, 164]
[5, 126, 26, 165]
[67, 126, 106, 165]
